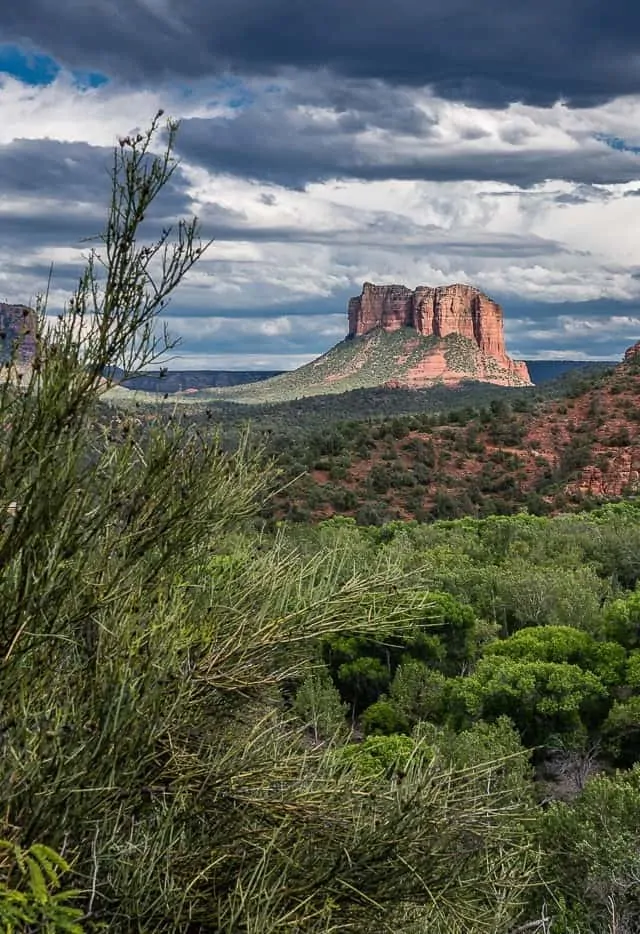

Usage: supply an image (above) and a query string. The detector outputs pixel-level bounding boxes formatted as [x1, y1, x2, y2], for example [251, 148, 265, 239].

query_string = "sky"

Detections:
[2, 2, 640, 368]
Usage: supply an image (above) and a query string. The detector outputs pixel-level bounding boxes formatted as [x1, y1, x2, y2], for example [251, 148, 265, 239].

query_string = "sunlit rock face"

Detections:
[347, 282, 531, 385]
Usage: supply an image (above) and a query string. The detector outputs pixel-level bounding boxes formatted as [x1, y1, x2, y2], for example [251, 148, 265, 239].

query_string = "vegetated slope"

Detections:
[105, 363, 614, 451]
[105, 360, 614, 398]
[187, 330, 530, 404]
[268, 347, 640, 524]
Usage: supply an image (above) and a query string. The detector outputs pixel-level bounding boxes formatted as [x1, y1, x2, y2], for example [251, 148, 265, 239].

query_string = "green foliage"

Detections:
[489, 558, 606, 635]
[361, 698, 411, 736]
[626, 648, 640, 687]
[450, 656, 608, 746]
[604, 585, 640, 648]
[484, 625, 626, 688]
[602, 696, 640, 765]
[424, 591, 482, 673]
[333, 651, 392, 711]
[542, 766, 640, 932]
[389, 660, 449, 727]
[331, 730, 539, 931]
[323, 590, 482, 715]
[334, 734, 416, 779]
[416, 717, 534, 801]
[0, 840, 85, 932]
[293, 668, 349, 742]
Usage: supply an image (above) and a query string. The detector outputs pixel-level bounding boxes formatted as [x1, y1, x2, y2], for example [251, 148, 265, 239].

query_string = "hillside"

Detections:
[267, 347, 639, 524]
[103, 360, 614, 398]
[202, 330, 529, 404]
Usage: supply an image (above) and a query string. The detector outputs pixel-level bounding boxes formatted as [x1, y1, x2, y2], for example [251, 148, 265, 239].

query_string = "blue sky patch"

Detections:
[0, 43, 108, 90]
[595, 134, 640, 155]
[0, 44, 60, 85]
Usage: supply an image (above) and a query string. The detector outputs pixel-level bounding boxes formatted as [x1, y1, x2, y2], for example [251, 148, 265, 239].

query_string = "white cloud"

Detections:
[0, 71, 232, 146]
[2, 67, 640, 363]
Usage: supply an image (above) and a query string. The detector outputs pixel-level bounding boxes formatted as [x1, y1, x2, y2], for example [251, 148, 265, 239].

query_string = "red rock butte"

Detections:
[347, 282, 531, 385]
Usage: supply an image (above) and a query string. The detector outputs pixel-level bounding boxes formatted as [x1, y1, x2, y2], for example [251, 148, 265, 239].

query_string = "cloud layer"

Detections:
[4, 0, 640, 107]
[1, 3, 640, 368]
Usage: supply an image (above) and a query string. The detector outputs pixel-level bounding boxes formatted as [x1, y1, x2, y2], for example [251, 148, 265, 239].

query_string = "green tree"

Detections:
[361, 698, 411, 736]
[484, 625, 626, 689]
[492, 559, 605, 635]
[602, 696, 640, 766]
[604, 586, 640, 649]
[450, 656, 608, 747]
[323, 591, 483, 715]
[389, 659, 449, 726]
[331, 648, 392, 711]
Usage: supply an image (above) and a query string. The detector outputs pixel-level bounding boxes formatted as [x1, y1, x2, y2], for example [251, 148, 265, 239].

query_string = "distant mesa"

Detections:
[347, 282, 531, 388]
[115, 369, 284, 393]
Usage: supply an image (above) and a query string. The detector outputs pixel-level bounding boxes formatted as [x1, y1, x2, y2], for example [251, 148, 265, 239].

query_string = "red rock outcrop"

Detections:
[0, 303, 37, 374]
[624, 341, 640, 364]
[347, 282, 530, 385]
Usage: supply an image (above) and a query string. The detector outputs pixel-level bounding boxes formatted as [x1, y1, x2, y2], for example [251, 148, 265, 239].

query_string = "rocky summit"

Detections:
[347, 282, 531, 388]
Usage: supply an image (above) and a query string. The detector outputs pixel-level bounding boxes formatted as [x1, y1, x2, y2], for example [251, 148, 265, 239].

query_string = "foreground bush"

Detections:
[0, 115, 542, 932]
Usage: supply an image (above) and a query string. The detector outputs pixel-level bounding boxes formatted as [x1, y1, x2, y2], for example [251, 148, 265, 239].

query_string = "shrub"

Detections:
[361, 698, 411, 736]
[0, 113, 542, 933]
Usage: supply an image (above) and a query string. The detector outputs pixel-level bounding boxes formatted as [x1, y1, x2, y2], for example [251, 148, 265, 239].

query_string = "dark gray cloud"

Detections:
[552, 184, 614, 205]
[0, 137, 224, 252]
[0, 138, 110, 201]
[499, 296, 640, 321]
[0, 137, 192, 214]
[3, 0, 640, 107]
[172, 102, 640, 189]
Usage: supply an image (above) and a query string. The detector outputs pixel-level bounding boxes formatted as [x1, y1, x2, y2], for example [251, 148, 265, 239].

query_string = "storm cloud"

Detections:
[173, 94, 640, 189]
[3, 0, 640, 107]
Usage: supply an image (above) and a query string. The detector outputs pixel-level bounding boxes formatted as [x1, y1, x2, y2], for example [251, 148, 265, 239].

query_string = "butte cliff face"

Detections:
[0, 303, 37, 371]
[347, 282, 531, 386]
